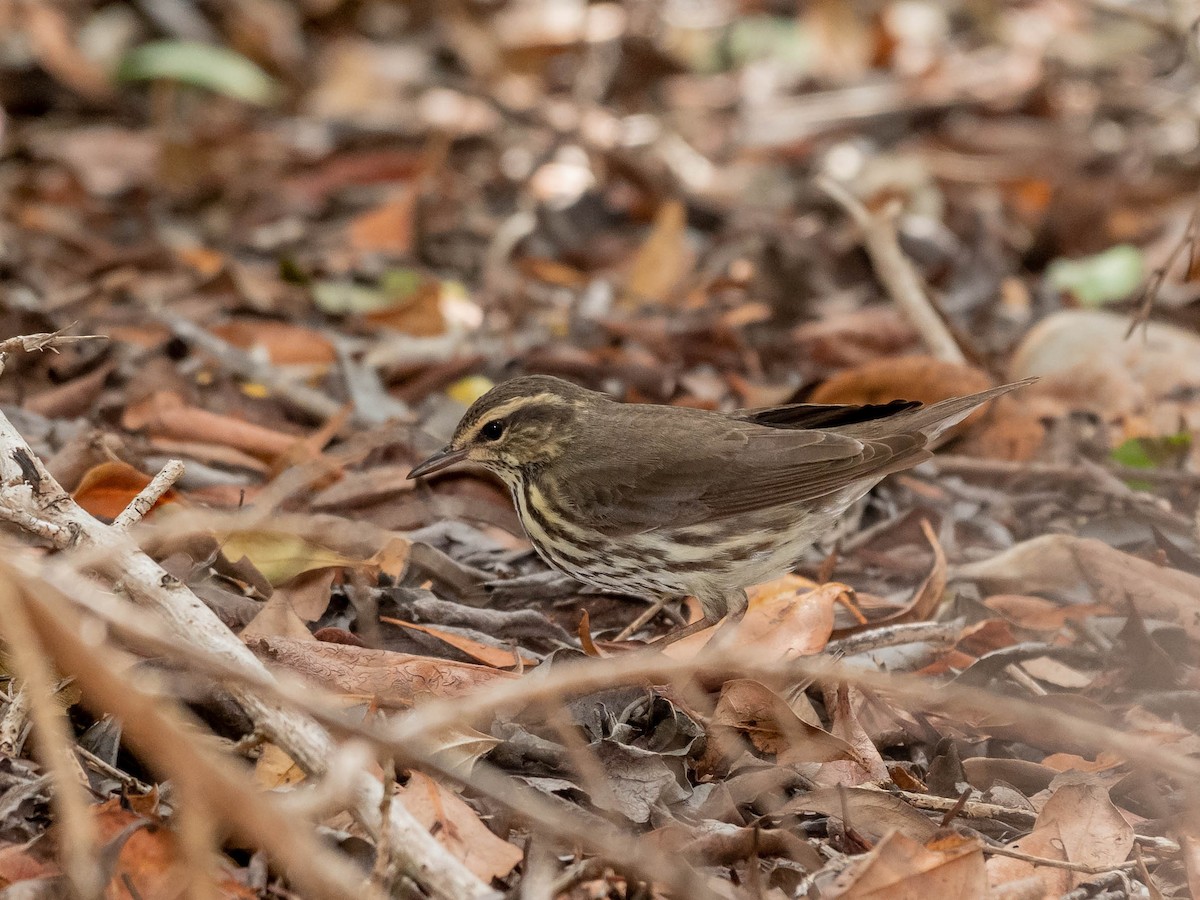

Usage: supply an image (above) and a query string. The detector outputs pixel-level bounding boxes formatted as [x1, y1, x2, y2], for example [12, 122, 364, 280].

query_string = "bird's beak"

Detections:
[408, 446, 470, 479]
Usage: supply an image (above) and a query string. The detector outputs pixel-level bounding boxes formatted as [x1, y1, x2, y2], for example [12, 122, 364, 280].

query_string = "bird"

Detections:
[408, 374, 1030, 643]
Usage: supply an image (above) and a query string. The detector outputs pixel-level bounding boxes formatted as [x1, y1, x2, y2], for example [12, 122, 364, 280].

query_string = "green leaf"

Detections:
[311, 279, 388, 315]
[1110, 432, 1191, 469]
[311, 269, 425, 315]
[1046, 244, 1144, 307]
[117, 41, 279, 106]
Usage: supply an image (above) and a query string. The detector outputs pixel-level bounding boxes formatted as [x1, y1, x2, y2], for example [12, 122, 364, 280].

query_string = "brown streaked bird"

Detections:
[409, 375, 1030, 642]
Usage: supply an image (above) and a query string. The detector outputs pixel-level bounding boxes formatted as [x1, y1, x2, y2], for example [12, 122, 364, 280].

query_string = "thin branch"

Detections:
[112, 459, 185, 530]
[0, 330, 108, 355]
[0, 584, 103, 899]
[817, 175, 967, 364]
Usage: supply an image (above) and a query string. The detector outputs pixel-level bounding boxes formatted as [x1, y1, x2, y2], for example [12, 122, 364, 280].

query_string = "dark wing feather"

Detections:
[736, 399, 921, 430]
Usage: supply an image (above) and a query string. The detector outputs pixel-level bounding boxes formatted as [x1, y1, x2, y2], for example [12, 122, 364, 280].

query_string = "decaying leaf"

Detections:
[396, 771, 522, 881]
[826, 829, 987, 898]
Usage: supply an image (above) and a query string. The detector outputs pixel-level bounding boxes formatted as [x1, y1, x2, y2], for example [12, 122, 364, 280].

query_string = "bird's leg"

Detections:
[705, 590, 749, 649]
[650, 614, 717, 646]
[615, 596, 674, 641]
[650, 590, 748, 647]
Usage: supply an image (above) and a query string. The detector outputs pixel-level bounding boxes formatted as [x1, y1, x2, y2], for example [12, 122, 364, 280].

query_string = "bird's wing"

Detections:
[735, 399, 920, 429]
[562, 418, 928, 535]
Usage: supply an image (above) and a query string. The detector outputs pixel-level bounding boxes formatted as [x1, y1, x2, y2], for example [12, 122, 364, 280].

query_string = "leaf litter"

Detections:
[1, 1, 1200, 898]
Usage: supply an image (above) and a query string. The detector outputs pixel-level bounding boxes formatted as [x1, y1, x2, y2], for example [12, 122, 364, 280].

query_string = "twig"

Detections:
[1126, 204, 1200, 337]
[0, 331, 108, 355]
[0, 583, 103, 900]
[824, 619, 964, 657]
[817, 176, 967, 364]
[371, 758, 397, 891]
[111, 459, 184, 530]
[982, 841, 1138, 875]
[0, 685, 31, 756]
[75, 744, 154, 795]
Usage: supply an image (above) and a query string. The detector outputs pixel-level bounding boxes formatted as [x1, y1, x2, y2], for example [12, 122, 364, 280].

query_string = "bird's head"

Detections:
[407, 375, 599, 482]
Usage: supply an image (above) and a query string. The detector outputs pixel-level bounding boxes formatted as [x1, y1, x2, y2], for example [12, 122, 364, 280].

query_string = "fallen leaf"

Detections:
[381, 617, 536, 669]
[810, 356, 995, 438]
[814, 684, 889, 786]
[210, 319, 337, 365]
[254, 742, 307, 789]
[221, 530, 359, 586]
[623, 200, 691, 307]
[826, 829, 987, 898]
[711, 679, 860, 764]
[396, 772, 521, 881]
[72, 460, 180, 521]
[954, 535, 1200, 640]
[347, 187, 416, 256]
[246, 634, 517, 708]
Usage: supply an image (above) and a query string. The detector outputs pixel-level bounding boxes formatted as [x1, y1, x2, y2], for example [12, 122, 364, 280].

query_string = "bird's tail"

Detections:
[901, 377, 1035, 442]
[836, 377, 1035, 444]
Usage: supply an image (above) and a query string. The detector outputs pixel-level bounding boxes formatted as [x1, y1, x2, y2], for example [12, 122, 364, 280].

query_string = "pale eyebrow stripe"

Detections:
[457, 392, 560, 443]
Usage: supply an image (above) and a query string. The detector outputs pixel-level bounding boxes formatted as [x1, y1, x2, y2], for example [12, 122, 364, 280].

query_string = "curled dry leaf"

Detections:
[711, 679, 862, 765]
[786, 787, 939, 845]
[123, 392, 302, 460]
[814, 684, 889, 787]
[246, 634, 517, 708]
[665, 576, 841, 659]
[210, 319, 337, 366]
[623, 199, 692, 308]
[381, 616, 537, 669]
[826, 829, 987, 899]
[396, 771, 522, 881]
[954, 534, 1200, 640]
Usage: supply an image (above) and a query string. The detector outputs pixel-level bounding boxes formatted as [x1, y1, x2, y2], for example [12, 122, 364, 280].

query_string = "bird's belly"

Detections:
[512, 478, 872, 599]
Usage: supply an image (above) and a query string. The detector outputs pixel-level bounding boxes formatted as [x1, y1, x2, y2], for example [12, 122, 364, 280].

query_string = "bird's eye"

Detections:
[480, 420, 505, 441]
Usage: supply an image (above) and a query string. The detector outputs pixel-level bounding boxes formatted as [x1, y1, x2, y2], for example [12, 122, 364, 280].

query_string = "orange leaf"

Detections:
[72, 460, 179, 521]
[381, 617, 536, 669]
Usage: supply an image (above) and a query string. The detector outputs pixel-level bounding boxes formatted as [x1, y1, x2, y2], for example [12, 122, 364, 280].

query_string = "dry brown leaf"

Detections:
[982, 595, 1114, 631]
[246, 634, 517, 708]
[221, 530, 359, 586]
[347, 187, 416, 256]
[814, 684, 889, 786]
[1038, 781, 1134, 881]
[623, 200, 691, 307]
[986, 821, 1070, 897]
[424, 726, 503, 775]
[954, 535, 1200, 640]
[381, 616, 536, 669]
[810, 356, 995, 437]
[987, 780, 1133, 896]
[664, 576, 839, 659]
[242, 569, 338, 641]
[123, 391, 301, 460]
[254, 742, 307, 789]
[711, 679, 860, 765]
[363, 280, 447, 337]
[211, 319, 337, 366]
[826, 829, 987, 899]
[396, 771, 522, 881]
